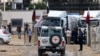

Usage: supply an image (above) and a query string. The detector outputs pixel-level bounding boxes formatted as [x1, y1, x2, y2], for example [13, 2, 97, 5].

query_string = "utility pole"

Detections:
[3, 0, 6, 12]
[86, 7, 91, 46]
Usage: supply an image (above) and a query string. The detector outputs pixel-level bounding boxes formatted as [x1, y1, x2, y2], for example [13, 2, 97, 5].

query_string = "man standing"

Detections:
[66, 29, 71, 44]
[7, 23, 12, 34]
[28, 28, 32, 43]
[16, 26, 22, 39]
[78, 28, 83, 51]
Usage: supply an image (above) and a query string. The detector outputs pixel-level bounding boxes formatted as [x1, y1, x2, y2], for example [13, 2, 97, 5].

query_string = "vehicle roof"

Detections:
[41, 26, 62, 29]
[83, 10, 100, 18]
[48, 10, 67, 18]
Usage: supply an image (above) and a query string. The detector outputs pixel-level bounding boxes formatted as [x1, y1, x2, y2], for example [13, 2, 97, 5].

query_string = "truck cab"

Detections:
[78, 10, 100, 31]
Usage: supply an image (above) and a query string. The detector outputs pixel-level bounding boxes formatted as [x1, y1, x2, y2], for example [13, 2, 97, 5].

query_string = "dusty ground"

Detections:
[0, 35, 100, 56]
[0, 35, 38, 56]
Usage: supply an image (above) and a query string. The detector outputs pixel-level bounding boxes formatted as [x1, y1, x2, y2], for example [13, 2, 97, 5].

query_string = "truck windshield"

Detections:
[42, 17, 61, 26]
[78, 20, 99, 28]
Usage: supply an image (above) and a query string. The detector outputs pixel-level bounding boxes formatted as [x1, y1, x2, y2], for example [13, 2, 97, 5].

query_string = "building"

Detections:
[1, 10, 46, 32]
[48, 0, 100, 14]
[0, 0, 44, 10]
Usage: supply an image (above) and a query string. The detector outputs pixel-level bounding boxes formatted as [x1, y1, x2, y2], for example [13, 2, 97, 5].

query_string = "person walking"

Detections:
[16, 26, 22, 39]
[7, 23, 13, 34]
[66, 29, 71, 44]
[28, 28, 32, 43]
[78, 28, 83, 51]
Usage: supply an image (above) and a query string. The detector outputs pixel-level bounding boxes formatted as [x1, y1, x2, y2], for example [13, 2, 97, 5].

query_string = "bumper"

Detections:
[38, 46, 65, 51]
[3, 37, 11, 42]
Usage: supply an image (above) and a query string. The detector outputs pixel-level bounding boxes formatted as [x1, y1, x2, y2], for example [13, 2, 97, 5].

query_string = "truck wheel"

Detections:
[0, 39, 4, 45]
[38, 50, 43, 56]
[5, 42, 9, 44]
[61, 50, 65, 56]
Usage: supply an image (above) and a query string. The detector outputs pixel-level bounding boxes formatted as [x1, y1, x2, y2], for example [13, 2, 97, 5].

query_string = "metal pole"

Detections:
[3, 0, 6, 12]
[87, 23, 91, 46]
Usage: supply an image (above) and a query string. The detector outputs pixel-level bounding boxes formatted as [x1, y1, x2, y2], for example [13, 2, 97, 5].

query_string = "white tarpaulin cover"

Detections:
[48, 10, 67, 18]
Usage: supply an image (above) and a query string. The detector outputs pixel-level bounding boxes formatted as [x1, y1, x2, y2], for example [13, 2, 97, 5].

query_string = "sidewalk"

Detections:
[65, 44, 100, 56]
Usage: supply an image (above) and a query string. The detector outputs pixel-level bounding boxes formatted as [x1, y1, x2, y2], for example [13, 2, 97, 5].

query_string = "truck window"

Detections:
[78, 20, 99, 28]
[49, 28, 61, 36]
[41, 29, 49, 37]
[42, 17, 61, 26]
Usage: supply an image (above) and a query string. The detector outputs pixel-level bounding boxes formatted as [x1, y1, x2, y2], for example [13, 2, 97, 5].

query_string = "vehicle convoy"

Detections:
[38, 26, 66, 56]
[37, 10, 80, 56]
[41, 10, 79, 31]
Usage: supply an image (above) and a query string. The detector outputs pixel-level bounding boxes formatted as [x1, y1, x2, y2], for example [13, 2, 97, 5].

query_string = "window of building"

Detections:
[11, 19, 23, 27]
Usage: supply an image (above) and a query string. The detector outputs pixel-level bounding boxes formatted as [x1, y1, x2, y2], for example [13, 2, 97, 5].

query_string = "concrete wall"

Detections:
[1, 10, 46, 32]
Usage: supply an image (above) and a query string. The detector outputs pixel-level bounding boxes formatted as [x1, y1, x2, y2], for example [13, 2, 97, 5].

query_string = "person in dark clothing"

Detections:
[17, 26, 22, 39]
[71, 28, 78, 44]
[83, 29, 87, 44]
[78, 28, 83, 51]
[7, 23, 12, 34]
[24, 23, 29, 34]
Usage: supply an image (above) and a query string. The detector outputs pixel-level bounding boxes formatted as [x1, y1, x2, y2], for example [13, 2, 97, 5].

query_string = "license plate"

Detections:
[42, 40, 48, 43]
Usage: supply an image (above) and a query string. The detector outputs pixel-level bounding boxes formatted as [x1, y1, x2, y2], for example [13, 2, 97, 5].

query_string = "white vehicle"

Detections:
[41, 10, 78, 31]
[78, 10, 100, 31]
[78, 10, 100, 44]
[38, 26, 66, 56]
[0, 29, 11, 44]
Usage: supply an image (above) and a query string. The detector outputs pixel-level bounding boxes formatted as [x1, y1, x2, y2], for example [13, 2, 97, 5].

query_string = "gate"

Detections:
[90, 26, 100, 52]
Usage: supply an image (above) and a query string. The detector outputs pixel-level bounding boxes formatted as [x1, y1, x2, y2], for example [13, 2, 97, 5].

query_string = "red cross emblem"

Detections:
[54, 38, 57, 42]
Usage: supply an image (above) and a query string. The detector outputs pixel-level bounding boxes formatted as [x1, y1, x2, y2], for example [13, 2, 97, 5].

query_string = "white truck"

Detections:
[78, 10, 100, 45]
[41, 10, 79, 31]
[78, 10, 100, 31]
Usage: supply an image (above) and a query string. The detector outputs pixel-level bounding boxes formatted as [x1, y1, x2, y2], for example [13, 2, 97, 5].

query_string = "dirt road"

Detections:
[0, 35, 37, 56]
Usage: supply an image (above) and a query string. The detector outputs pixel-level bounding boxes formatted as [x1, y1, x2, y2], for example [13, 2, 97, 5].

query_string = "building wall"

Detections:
[1, 10, 46, 32]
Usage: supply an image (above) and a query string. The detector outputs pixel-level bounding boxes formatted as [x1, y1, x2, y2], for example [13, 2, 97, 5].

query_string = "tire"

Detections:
[0, 39, 4, 45]
[50, 34, 62, 47]
[5, 42, 9, 44]
[61, 50, 65, 56]
[38, 49, 43, 56]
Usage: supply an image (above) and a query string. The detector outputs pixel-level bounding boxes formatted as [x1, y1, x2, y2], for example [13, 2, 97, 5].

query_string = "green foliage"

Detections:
[36, 2, 46, 9]
[29, 4, 34, 10]
[29, 2, 46, 10]
[6, 5, 11, 10]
